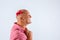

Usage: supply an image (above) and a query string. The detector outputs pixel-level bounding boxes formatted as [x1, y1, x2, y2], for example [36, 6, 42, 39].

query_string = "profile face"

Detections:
[20, 12, 32, 25]
[26, 13, 32, 24]
[16, 9, 32, 25]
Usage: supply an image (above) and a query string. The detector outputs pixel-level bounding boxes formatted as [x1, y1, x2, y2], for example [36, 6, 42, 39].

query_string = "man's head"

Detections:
[16, 9, 32, 26]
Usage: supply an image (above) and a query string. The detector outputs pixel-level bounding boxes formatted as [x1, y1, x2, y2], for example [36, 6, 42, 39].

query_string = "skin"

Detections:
[16, 9, 32, 40]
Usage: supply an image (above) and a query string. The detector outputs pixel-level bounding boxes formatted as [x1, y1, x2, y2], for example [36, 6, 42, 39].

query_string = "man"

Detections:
[10, 9, 32, 40]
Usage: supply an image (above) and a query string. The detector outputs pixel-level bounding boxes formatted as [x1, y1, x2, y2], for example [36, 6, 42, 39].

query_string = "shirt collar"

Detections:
[14, 22, 25, 32]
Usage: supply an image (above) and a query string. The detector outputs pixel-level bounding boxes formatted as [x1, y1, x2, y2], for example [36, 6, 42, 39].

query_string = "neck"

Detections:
[17, 21, 26, 30]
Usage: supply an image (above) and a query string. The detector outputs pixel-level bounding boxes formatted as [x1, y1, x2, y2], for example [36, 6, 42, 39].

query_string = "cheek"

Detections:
[21, 15, 29, 22]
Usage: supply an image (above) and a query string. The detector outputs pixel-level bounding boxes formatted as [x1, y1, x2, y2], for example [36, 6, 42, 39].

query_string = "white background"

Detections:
[0, 0, 60, 40]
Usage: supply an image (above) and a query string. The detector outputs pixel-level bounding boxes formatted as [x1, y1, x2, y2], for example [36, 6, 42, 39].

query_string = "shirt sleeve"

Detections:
[11, 29, 26, 40]
[10, 29, 27, 40]
[13, 30, 20, 40]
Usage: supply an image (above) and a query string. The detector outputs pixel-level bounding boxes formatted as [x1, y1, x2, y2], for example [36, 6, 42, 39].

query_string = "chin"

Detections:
[26, 22, 31, 26]
[27, 21, 31, 24]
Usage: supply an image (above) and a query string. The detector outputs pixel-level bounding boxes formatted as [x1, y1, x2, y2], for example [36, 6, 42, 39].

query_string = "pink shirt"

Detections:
[10, 23, 27, 40]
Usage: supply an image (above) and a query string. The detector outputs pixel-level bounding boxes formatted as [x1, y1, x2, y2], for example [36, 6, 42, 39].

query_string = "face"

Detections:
[16, 11, 32, 26]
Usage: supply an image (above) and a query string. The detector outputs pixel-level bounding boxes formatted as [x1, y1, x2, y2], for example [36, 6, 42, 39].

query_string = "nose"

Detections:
[29, 15, 32, 18]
